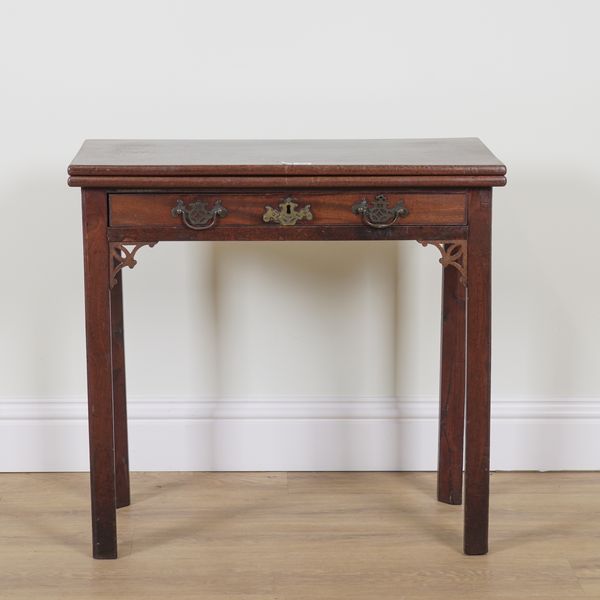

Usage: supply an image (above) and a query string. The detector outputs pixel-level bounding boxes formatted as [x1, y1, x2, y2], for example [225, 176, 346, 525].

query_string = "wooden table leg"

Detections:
[111, 267, 131, 508]
[463, 189, 492, 555]
[82, 190, 118, 559]
[437, 247, 466, 505]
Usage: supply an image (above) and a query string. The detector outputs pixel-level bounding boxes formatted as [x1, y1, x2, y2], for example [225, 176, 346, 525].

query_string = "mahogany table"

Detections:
[68, 138, 506, 559]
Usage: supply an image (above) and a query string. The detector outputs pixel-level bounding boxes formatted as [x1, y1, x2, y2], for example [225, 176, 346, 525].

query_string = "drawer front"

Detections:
[109, 191, 466, 228]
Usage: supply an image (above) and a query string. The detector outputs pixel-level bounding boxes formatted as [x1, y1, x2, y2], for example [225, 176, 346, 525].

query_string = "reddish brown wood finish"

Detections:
[68, 140, 506, 187]
[110, 267, 130, 509]
[107, 225, 468, 243]
[69, 138, 507, 177]
[463, 189, 492, 555]
[71, 139, 504, 559]
[81, 189, 118, 559]
[437, 246, 467, 505]
[109, 191, 467, 228]
[69, 174, 506, 189]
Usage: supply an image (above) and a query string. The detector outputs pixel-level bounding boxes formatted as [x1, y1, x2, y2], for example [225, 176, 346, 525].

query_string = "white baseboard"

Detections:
[1, 397, 599, 471]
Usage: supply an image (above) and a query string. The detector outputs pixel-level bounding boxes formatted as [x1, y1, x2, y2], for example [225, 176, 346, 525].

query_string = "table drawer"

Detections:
[109, 191, 466, 229]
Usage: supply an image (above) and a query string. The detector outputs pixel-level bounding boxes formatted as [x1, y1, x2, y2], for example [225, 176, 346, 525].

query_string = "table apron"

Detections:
[106, 225, 468, 242]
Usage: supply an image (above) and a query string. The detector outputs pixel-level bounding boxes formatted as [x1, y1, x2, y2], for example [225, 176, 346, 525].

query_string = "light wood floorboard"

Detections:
[1, 472, 599, 599]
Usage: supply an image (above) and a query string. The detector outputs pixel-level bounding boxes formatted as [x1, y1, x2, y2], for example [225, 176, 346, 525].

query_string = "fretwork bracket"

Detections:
[418, 240, 468, 287]
[109, 243, 157, 289]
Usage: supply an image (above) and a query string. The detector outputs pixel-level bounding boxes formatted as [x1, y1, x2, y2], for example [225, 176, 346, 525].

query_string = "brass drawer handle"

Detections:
[263, 197, 313, 226]
[352, 194, 409, 229]
[171, 198, 227, 230]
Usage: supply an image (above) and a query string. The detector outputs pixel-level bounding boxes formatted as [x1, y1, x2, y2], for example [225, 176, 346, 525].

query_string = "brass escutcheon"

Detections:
[263, 197, 313, 226]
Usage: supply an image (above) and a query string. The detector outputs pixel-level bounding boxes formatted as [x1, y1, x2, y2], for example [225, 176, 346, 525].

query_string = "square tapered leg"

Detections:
[463, 189, 492, 556]
[437, 248, 466, 505]
[111, 267, 131, 509]
[82, 189, 118, 559]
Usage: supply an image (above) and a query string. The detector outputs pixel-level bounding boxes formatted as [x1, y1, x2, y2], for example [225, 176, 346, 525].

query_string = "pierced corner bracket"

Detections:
[109, 242, 157, 288]
[418, 240, 467, 287]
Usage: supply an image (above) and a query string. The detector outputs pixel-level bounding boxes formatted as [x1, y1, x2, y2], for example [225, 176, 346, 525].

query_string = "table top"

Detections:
[68, 138, 505, 178]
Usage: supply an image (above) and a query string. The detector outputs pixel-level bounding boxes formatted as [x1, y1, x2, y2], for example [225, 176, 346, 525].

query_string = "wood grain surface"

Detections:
[69, 174, 507, 188]
[109, 191, 467, 227]
[71, 140, 506, 560]
[110, 267, 130, 509]
[105, 224, 468, 243]
[0, 472, 596, 599]
[69, 138, 506, 177]
[67, 139, 506, 188]
[463, 189, 493, 555]
[437, 245, 466, 506]
[81, 190, 118, 559]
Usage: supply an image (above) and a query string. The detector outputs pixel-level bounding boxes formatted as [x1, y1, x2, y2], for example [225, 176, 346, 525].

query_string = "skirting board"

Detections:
[1, 397, 599, 471]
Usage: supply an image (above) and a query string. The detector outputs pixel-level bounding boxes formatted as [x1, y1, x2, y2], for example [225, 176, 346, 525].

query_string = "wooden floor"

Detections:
[1, 472, 600, 599]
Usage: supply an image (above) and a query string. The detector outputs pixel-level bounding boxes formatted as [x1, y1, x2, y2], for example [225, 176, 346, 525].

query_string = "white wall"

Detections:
[1, 0, 599, 471]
